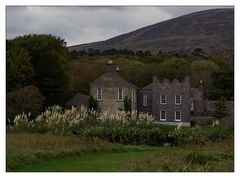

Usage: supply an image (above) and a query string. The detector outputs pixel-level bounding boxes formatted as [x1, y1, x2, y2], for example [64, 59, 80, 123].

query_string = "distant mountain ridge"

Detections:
[68, 8, 234, 59]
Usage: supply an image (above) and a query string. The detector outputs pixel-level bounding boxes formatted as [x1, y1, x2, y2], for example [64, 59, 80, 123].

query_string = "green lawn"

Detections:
[12, 149, 160, 172]
[7, 133, 234, 172]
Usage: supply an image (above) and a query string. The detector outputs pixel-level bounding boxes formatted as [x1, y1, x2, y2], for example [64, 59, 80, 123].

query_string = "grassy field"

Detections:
[7, 133, 234, 172]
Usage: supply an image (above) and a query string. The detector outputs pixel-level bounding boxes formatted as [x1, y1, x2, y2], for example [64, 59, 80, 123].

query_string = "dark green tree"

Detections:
[124, 96, 132, 113]
[211, 67, 234, 100]
[136, 50, 144, 57]
[6, 85, 45, 124]
[6, 45, 35, 91]
[88, 95, 98, 110]
[212, 97, 229, 119]
[8, 34, 73, 105]
[69, 50, 79, 59]
[191, 48, 206, 58]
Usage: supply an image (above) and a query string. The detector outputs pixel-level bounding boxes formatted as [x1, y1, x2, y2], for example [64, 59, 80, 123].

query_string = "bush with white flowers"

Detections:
[10, 105, 155, 135]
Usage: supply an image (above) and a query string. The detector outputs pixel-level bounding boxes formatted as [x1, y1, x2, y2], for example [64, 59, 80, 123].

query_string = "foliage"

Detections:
[6, 85, 45, 124]
[10, 105, 155, 136]
[159, 58, 190, 80]
[8, 34, 73, 105]
[207, 88, 225, 100]
[88, 95, 98, 110]
[6, 45, 35, 91]
[124, 96, 132, 113]
[118, 139, 233, 172]
[172, 127, 232, 146]
[212, 97, 229, 119]
[82, 126, 167, 146]
[190, 60, 220, 91]
[211, 67, 234, 100]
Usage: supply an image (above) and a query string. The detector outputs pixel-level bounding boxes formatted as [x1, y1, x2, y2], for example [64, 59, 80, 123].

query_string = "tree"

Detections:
[136, 50, 144, 57]
[124, 96, 132, 113]
[8, 34, 73, 105]
[211, 67, 234, 100]
[191, 48, 206, 58]
[190, 60, 220, 92]
[212, 97, 229, 119]
[6, 45, 35, 91]
[207, 88, 225, 100]
[159, 58, 190, 80]
[69, 50, 79, 59]
[6, 85, 45, 124]
[88, 95, 98, 110]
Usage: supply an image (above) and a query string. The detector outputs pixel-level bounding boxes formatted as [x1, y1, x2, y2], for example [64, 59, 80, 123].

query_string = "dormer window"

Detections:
[97, 88, 102, 101]
[118, 88, 123, 101]
[175, 95, 181, 105]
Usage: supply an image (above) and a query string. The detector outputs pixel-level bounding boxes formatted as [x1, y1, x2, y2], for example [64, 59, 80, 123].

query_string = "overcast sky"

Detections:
[6, 6, 232, 46]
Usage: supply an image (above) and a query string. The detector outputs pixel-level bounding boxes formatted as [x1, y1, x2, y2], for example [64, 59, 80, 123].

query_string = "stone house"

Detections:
[67, 60, 233, 127]
[90, 62, 138, 114]
[138, 76, 193, 126]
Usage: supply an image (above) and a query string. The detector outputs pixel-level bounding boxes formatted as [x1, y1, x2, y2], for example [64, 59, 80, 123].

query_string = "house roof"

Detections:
[65, 92, 89, 106]
[142, 83, 153, 90]
[90, 71, 138, 89]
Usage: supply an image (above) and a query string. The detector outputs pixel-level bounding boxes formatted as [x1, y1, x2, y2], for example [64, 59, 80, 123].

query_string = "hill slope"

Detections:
[68, 8, 234, 58]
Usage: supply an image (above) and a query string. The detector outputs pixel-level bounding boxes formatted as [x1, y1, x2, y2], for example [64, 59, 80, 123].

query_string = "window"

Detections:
[131, 91, 136, 103]
[191, 101, 194, 111]
[143, 95, 148, 106]
[160, 95, 167, 104]
[118, 88, 123, 101]
[175, 111, 181, 121]
[97, 89, 102, 101]
[132, 91, 135, 103]
[160, 110, 167, 121]
[134, 92, 136, 104]
[175, 95, 181, 105]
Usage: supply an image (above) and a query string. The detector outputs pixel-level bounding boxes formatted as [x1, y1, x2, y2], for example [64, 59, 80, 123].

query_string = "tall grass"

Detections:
[118, 139, 234, 172]
[6, 133, 123, 171]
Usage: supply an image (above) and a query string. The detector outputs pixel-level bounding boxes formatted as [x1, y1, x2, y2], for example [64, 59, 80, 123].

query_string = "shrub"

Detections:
[173, 127, 232, 146]
[6, 85, 45, 124]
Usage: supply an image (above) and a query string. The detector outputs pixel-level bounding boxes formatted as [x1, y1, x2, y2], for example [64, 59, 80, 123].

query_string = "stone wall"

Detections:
[152, 77, 191, 123]
[90, 71, 137, 114]
[203, 100, 234, 116]
[137, 87, 152, 114]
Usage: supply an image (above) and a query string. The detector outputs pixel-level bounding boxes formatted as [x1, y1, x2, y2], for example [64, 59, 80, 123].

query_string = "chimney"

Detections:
[105, 59, 120, 72]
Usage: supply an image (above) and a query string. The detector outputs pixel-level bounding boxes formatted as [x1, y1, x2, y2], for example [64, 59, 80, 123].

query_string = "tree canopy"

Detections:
[7, 34, 73, 105]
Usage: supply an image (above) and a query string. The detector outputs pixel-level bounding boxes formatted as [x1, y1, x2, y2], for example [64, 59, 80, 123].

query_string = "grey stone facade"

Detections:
[138, 75, 234, 126]
[137, 84, 152, 114]
[138, 77, 192, 125]
[90, 69, 137, 114]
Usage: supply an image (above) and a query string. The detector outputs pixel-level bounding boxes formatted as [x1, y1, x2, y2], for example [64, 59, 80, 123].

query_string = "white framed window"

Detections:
[160, 95, 167, 104]
[96, 88, 102, 101]
[134, 92, 136, 104]
[143, 95, 148, 106]
[191, 101, 194, 111]
[160, 110, 167, 121]
[175, 95, 181, 105]
[175, 111, 181, 121]
[131, 91, 136, 103]
[118, 88, 123, 101]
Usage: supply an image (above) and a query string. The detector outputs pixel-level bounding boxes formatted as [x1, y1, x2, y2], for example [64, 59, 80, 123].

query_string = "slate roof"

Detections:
[65, 92, 89, 107]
